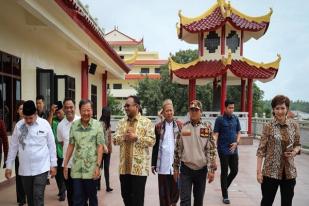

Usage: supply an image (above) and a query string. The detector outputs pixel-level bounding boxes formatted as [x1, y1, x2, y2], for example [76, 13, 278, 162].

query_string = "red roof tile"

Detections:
[182, 7, 268, 34]
[172, 59, 277, 80]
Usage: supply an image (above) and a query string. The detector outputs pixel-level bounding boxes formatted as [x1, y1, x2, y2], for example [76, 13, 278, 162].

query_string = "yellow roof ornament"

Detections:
[241, 54, 281, 70]
[124, 50, 138, 64]
[222, 50, 232, 66]
[168, 56, 202, 71]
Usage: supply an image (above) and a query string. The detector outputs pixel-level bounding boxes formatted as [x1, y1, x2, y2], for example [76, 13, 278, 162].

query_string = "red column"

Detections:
[188, 79, 196, 104]
[102, 71, 108, 107]
[81, 55, 89, 99]
[220, 73, 227, 114]
[221, 25, 226, 55]
[240, 30, 244, 56]
[247, 79, 253, 134]
[240, 79, 246, 111]
[198, 32, 204, 56]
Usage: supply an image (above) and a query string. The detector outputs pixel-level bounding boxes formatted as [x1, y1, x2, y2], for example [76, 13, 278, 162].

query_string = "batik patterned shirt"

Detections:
[256, 118, 301, 180]
[113, 113, 155, 176]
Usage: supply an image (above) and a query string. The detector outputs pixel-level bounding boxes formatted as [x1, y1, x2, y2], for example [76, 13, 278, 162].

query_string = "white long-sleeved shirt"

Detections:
[57, 115, 80, 168]
[6, 117, 57, 176]
[158, 122, 175, 175]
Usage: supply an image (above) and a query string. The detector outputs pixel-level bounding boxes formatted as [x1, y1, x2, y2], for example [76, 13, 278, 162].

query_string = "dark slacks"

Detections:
[98, 153, 111, 190]
[179, 164, 208, 206]
[21, 171, 48, 206]
[120, 174, 147, 206]
[158, 174, 179, 206]
[15, 156, 26, 204]
[261, 176, 296, 206]
[64, 168, 74, 206]
[73, 178, 98, 206]
[219, 153, 238, 198]
[55, 158, 66, 197]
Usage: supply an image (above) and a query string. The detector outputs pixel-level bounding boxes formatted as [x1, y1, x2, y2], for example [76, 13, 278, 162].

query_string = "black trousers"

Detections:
[73, 179, 98, 206]
[15, 156, 26, 204]
[179, 164, 208, 206]
[55, 158, 66, 197]
[158, 174, 179, 206]
[219, 153, 238, 198]
[64, 168, 74, 206]
[120, 174, 147, 206]
[98, 153, 111, 190]
[21, 171, 48, 206]
[261, 176, 296, 206]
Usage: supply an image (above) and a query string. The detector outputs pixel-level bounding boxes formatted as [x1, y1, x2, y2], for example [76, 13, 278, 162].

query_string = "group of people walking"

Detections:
[1, 94, 301, 206]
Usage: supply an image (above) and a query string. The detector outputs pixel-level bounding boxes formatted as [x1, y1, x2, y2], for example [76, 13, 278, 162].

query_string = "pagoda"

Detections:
[169, 0, 281, 134]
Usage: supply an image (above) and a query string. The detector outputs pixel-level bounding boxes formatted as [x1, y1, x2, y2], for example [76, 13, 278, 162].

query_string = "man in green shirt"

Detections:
[48, 101, 66, 201]
[63, 99, 105, 206]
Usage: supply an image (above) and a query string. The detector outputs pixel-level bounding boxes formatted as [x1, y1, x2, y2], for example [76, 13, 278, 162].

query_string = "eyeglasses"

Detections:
[190, 108, 200, 112]
[124, 104, 137, 108]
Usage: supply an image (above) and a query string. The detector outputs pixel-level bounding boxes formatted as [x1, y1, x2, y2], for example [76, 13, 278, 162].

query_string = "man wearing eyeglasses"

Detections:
[213, 99, 241, 204]
[113, 95, 155, 206]
[173, 100, 217, 206]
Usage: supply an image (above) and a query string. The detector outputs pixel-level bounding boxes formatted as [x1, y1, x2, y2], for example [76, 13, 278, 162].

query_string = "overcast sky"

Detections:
[80, 0, 309, 101]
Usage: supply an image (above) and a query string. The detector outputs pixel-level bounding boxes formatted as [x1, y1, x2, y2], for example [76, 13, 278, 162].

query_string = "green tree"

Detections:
[107, 93, 123, 115]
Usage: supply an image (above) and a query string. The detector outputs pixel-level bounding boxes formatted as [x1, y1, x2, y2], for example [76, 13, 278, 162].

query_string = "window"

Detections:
[91, 85, 97, 119]
[0, 51, 21, 132]
[141, 68, 149, 74]
[204, 31, 220, 53]
[155, 68, 161, 74]
[113, 84, 122, 89]
[107, 84, 110, 89]
[120, 55, 124, 59]
[55, 75, 75, 103]
[36, 68, 55, 110]
[119, 46, 122, 51]
[226, 31, 240, 53]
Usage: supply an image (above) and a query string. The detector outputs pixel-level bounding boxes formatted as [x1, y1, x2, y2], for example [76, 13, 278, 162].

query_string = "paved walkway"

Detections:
[0, 140, 309, 205]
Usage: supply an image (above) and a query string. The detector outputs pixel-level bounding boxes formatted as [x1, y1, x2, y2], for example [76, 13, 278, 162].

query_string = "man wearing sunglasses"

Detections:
[174, 100, 217, 206]
[113, 95, 155, 206]
[213, 100, 241, 204]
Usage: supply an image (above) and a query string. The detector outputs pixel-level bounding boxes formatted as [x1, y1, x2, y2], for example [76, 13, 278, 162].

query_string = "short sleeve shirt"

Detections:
[214, 114, 241, 155]
[69, 118, 105, 179]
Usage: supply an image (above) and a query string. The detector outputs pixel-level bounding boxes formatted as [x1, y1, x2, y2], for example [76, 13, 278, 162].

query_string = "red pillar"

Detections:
[198, 32, 204, 56]
[81, 55, 89, 100]
[240, 30, 244, 56]
[247, 79, 253, 134]
[240, 79, 246, 111]
[102, 71, 108, 107]
[221, 25, 226, 55]
[188, 79, 196, 104]
[220, 73, 227, 114]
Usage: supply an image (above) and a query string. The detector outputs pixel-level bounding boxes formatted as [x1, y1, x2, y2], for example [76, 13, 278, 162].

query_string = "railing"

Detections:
[111, 111, 249, 135]
[252, 118, 309, 148]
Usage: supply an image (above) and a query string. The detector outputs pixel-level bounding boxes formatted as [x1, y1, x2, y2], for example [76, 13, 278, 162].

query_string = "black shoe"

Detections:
[106, 187, 113, 192]
[18, 203, 25, 206]
[223, 198, 230, 204]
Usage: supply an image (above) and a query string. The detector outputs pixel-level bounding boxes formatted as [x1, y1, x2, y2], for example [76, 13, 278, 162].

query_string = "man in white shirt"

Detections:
[57, 97, 80, 206]
[5, 100, 57, 206]
[151, 99, 182, 206]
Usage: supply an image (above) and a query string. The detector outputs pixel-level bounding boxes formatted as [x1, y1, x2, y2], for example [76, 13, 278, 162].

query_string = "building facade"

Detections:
[105, 28, 167, 101]
[0, 0, 129, 132]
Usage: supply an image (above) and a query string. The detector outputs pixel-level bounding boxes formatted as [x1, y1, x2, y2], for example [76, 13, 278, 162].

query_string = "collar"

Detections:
[126, 113, 141, 122]
[223, 113, 233, 119]
[273, 117, 288, 126]
[77, 118, 94, 129]
[190, 119, 202, 127]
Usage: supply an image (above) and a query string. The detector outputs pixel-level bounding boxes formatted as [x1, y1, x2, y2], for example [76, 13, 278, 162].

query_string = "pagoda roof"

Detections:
[124, 50, 167, 66]
[177, 0, 272, 43]
[169, 54, 280, 83]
